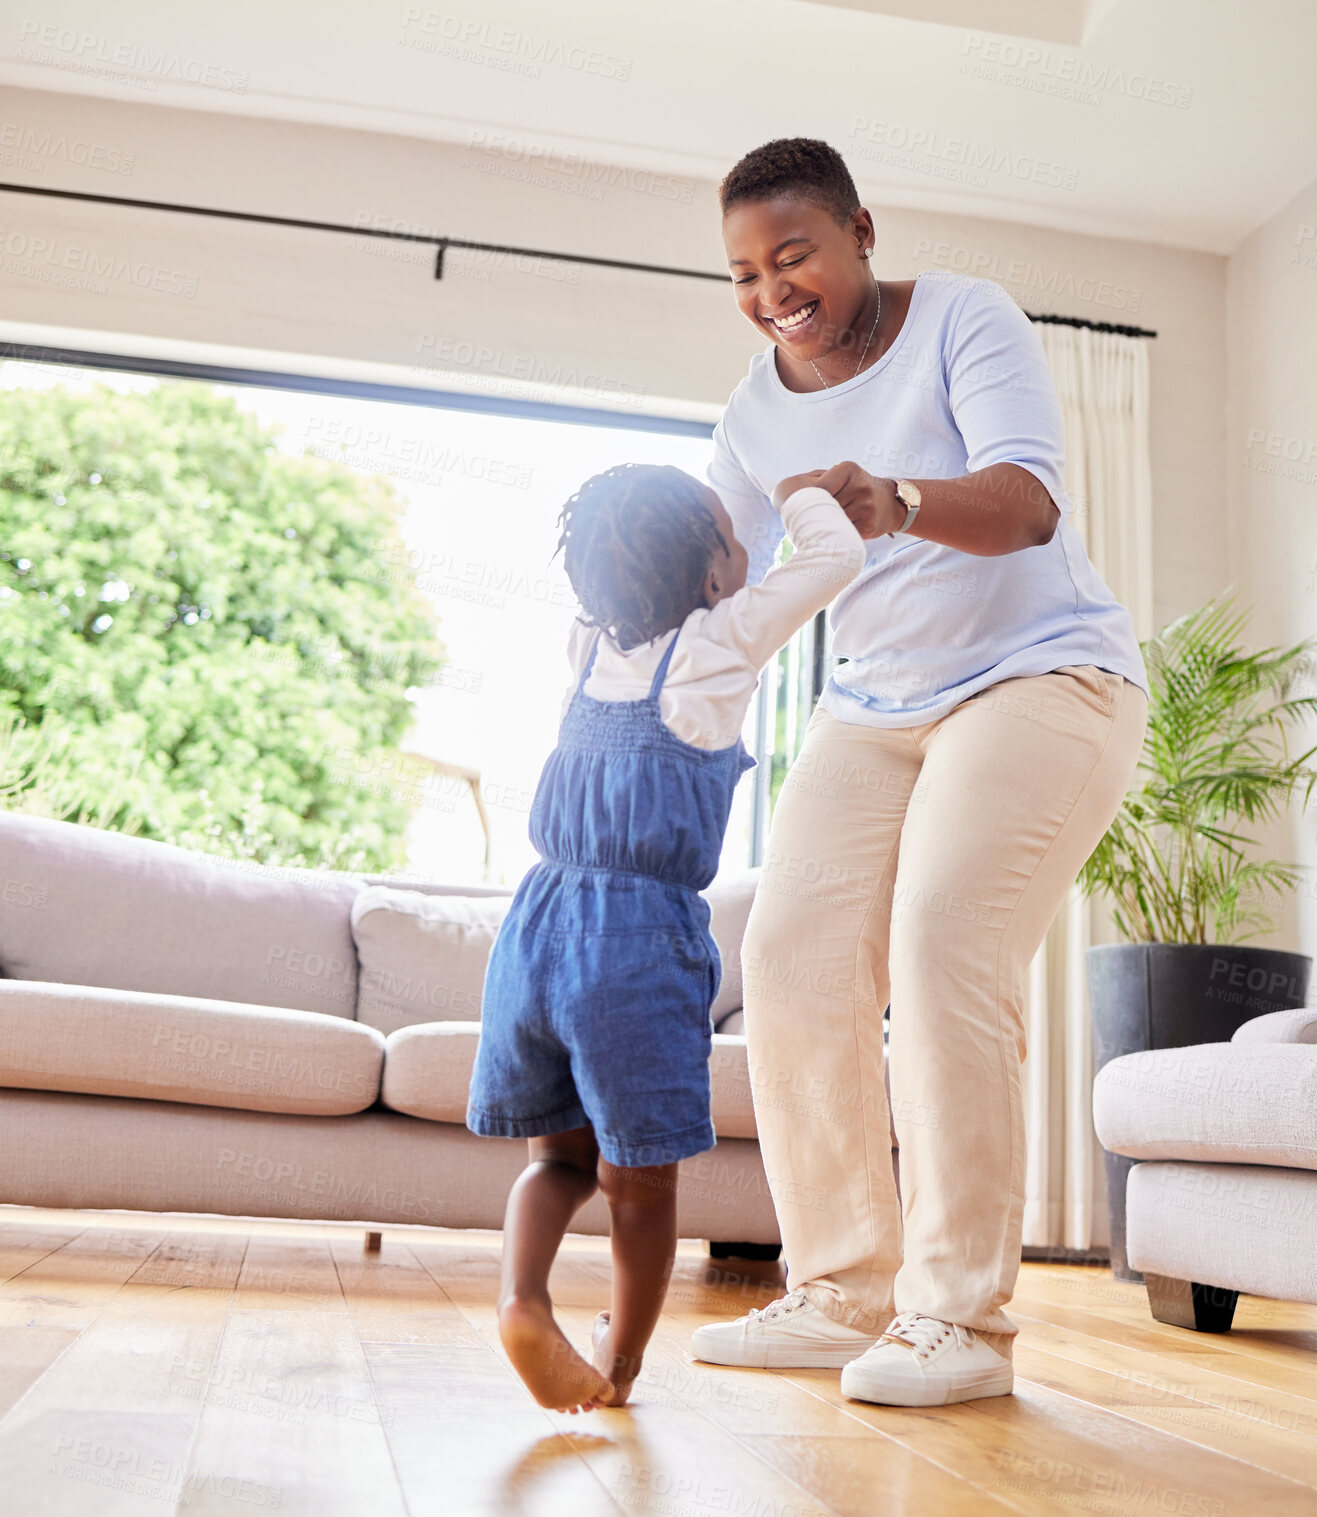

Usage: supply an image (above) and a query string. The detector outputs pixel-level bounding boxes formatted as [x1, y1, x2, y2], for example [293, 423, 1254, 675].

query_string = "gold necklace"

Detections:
[809, 282, 882, 391]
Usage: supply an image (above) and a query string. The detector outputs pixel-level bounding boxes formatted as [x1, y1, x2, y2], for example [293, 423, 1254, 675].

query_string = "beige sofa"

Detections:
[0, 811, 784, 1247]
[1092, 1007, 1317, 1330]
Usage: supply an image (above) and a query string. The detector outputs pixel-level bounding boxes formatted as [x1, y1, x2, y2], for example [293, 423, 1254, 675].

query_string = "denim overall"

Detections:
[467, 621, 757, 1167]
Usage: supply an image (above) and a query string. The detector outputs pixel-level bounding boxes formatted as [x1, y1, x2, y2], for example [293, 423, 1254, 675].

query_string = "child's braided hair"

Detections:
[554, 463, 729, 650]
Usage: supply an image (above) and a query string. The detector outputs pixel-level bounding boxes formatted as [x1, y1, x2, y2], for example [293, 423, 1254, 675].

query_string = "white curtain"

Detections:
[1022, 325, 1154, 1250]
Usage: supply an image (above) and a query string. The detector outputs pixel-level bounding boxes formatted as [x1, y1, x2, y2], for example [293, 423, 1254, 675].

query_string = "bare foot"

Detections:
[498, 1297, 614, 1413]
[591, 1311, 637, 1407]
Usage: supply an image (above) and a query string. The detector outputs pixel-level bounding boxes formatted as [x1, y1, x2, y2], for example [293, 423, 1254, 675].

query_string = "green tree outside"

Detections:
[0, 380, 445, 872]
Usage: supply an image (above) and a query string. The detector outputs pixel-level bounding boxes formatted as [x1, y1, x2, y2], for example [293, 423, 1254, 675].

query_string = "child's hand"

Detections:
[770, 470, 827, 511]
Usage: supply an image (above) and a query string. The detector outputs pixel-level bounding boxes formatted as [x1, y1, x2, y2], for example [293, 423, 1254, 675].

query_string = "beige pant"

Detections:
[743, 665, 1147, 1362]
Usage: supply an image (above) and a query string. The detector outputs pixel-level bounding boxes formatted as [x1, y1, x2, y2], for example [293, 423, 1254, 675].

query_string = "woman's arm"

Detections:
[797, 459, 1059, 556]
[798, 278, 1070, 556]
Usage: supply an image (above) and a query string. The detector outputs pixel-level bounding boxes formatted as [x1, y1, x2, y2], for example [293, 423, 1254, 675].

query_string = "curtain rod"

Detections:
[0, 180, 1158, 339]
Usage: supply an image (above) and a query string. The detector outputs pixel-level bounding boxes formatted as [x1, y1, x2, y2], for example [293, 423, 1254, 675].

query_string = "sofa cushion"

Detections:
[1126, 1162, 1317, 1304]
[0, 813, 362, 1018]
[704, 869, 759, 1021]
[355, 873, 514, 901]
[1093, 1041, 1317, 1170]
[381, 1022, 760, 1140]
[351, 870, 760, 1036]
[351, 889, 513, 1034]
[0, 979, 384, 1115]
[691, 1008, 900, 1149]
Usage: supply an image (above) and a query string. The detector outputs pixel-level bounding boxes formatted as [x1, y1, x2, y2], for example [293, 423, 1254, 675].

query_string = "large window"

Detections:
[1, 353, 825, 884]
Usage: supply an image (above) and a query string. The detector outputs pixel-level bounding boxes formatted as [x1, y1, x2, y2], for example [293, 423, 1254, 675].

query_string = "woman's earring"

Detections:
[863, 247, 873, 258]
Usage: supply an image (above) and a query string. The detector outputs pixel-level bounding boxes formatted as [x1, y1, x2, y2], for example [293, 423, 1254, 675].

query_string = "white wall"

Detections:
[1226, 179, 1317, 958]
[0, 85, 1231, 633]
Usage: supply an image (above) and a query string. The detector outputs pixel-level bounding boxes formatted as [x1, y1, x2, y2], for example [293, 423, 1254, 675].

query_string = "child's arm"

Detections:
[700, 485, 868, 674]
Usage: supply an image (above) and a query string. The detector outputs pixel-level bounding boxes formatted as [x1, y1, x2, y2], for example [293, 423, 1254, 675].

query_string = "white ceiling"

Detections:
[799, 0, 1124, 46]
[1, 0, 1313, 252]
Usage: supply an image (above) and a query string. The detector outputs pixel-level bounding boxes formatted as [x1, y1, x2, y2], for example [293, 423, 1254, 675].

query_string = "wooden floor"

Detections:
[1, 1209, 1315, 1515]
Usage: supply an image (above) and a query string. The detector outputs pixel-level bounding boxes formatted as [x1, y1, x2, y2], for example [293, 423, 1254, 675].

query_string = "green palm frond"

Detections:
[1079, 592, 1316, 944]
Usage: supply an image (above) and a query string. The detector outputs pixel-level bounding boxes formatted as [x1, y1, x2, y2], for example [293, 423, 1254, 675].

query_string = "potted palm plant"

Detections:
[1080, 595, 1316, 1279]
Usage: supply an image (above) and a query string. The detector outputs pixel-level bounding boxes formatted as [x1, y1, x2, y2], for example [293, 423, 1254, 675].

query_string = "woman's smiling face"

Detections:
[722, 195, 874, 361]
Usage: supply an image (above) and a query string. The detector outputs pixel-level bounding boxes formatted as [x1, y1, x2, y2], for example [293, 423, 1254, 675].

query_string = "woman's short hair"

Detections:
[555, 463, 728, 650]
[719, 138, 861, 226]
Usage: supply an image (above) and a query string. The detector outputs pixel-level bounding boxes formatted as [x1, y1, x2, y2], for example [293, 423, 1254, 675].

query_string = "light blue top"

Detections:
[708, 271, 1149, 727]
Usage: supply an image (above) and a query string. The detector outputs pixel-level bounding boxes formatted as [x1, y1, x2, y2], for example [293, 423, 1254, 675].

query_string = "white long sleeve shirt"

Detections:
[559, 486, 867, 750]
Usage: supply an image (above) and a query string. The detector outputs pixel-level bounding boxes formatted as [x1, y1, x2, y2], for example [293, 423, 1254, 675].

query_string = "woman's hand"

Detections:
[805, 461, 903, 539]
[770, 465, 898, 540]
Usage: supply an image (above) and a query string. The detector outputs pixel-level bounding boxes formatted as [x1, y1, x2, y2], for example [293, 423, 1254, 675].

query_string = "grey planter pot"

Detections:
[1087, 942, 1311, 1281]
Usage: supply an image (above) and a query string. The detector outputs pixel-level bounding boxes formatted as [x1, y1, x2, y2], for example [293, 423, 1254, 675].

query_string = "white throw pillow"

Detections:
[349, 869, 759, 1035]
[350, 888, 512, 1034]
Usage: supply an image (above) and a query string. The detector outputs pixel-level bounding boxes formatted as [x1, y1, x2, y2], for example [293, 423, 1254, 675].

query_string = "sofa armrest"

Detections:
[707, 1030, 899, 1150]
[1231, 1008, 1317, 1045]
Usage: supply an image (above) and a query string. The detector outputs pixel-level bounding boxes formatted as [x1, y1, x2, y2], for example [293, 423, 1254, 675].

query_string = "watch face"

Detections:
[897, 480, 922, 508]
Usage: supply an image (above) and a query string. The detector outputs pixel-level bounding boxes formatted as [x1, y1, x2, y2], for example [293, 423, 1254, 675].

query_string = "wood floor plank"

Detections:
[781, 1363, 1317, 1516]
[0, 1226, 163, 1333]
[1015, 1266, 1317, 1362]
[331, 1236, 483, 1346]
[560, 1396, 841, 1517]
[736, 1435, 1028, 1517]
[230, 1236, 347, 1314]
[531, 1242, 1317, 1517]
[546, 1250, 1002, 1517]
[5, 1223, 1314, 1516]
[411, 1241, 842, 1517]
[17, 1231, 248, 1415]
[0, 1328, 79, 1422]
[1011, 1287, 1317, 1399]
[0, 1226, 87, 1408]
[338, 1240, 619, 1512]
[559, 1296, 1023, 1517]
[180, 1235, 405, 1517]
[0, 1231, 246, 1516]
[1014, 1340, 1317, 1489]
[181, 1310, 406, 1516]
[0, 1226, 86, 1287]
[362, 1340, 626, 1516]
[1014, 1312, 1317, 1447]
[1020, 1263, 1317, 1332]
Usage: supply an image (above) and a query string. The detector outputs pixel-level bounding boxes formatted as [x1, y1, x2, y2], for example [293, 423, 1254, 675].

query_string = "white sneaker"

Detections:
[840, 1312, 1013, 1406]
[690, 1289, 880, 1368]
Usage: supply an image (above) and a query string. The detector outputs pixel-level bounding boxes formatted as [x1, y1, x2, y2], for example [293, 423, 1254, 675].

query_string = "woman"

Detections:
[689, 139, 1149, 1407]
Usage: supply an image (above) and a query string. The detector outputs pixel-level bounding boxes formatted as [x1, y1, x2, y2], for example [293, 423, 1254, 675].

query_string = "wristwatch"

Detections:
[889, 479, 922, 536]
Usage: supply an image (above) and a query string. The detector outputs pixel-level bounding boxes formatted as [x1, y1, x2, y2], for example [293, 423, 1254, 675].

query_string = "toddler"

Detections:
[466, 461, 866, 1411]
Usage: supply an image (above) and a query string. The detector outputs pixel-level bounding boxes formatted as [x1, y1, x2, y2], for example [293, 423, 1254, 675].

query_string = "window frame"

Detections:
[2, 341, 832, 867]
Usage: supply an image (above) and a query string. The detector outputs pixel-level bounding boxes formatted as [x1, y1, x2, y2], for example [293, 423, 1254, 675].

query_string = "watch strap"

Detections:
[890, 480, 921, 536]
